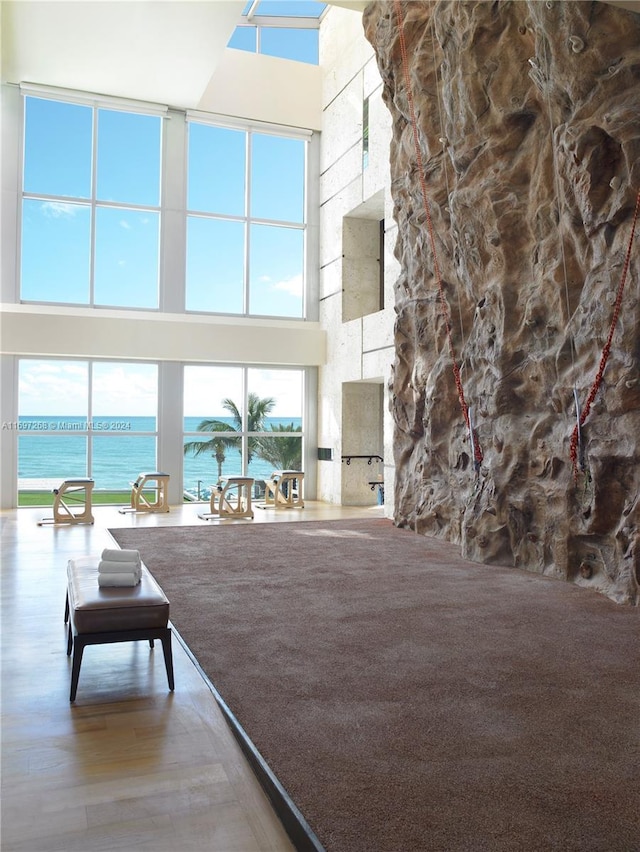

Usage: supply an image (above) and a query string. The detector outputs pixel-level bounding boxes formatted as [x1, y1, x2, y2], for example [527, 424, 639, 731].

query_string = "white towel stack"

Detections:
[98, 548, 142, 587]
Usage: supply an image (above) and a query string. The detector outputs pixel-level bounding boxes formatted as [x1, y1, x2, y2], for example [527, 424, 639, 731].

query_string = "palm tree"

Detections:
[183, 393, 276, 475]
[253, 423, 302, 471]
[210, 439, 227, 480]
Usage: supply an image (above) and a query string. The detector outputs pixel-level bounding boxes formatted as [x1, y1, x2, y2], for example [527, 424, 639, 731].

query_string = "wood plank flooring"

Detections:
[1, 501, 383, 852]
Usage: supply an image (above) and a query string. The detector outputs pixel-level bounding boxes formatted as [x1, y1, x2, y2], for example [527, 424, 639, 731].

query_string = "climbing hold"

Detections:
[579, 561, 593, 579]
[568, 35, 585, 54]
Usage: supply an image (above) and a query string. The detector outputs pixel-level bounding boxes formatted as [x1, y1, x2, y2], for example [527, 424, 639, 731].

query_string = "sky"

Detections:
[18, 360, 304, 419]
[22, 101, 306, 313]
[18, 4, 319, 418]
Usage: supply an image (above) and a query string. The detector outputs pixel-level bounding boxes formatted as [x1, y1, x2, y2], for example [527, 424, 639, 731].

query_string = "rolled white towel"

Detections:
[101, 548, 141, 565]
[99, 560, 141, 576]
[98, 573, 140, 587]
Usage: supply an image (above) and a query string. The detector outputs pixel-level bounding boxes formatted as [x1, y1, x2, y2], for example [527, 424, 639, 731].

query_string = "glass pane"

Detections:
[183, 438, 243, 499]
[23, 97, 92, 198]
[247, 368, 303, 481]
[21, 199, 91, 303]
[248, 436, 302, 481]
[247, 368, 303, 420]
[92, 435, 157, 491]
[19, 360, 89, 418]
[186, 217, 244, 313]
[183, 366, 244, 429]
[227, 26, 257, 51]
[260, 27, 319, 64]
[18, 434, 87, 486]
[184, 366, 244, 493]
[97, 109, 161, 206]
[92, 363, 158, 429]
[249, 224, 303, 317]
[94, 207, 159, 308]
[188, 123, 246, 216]
[251, 133, 304, 222]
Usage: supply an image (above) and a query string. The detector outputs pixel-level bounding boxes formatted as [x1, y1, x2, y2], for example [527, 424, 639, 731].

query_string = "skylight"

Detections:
[241, 1, 327, 18]
[230, 0, 327, 64]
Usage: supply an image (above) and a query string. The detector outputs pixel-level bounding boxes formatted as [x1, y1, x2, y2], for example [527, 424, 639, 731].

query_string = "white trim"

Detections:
[242, 16, 320, 29]
[19, 82, 169, 117]
[185, 109, 313, 140]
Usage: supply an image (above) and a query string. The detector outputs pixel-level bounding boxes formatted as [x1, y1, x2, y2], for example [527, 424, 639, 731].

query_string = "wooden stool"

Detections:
[199, 475, 254, 521]
[120, 472, 170, 514]
[65, 556, 174, 702]
[263, 470, 304, 509]
[38, 478, 95, 526]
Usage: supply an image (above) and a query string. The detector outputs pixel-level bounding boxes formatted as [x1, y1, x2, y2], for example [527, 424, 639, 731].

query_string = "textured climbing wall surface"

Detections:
[363, 0, 640, 603]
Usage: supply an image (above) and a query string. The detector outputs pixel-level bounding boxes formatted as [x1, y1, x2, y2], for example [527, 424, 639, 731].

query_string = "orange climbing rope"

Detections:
[393, 0, 483, 469]
[569, 186, 640, 480]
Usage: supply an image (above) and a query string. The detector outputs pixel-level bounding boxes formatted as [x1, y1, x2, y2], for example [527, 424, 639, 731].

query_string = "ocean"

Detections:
[16, 415, 302, 495]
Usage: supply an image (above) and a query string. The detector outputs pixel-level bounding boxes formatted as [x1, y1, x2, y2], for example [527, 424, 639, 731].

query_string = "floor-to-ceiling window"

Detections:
[183, 365, 304, 500]
[15, 357, 306, 506]
[17, 359, 158, 505]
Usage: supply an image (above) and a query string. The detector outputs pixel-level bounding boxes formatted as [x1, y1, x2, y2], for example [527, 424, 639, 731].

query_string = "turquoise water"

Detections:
[16, 415, 302, 494]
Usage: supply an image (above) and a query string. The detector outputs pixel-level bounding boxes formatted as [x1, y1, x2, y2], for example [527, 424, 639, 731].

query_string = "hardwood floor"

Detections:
[1, 501, 383, 852]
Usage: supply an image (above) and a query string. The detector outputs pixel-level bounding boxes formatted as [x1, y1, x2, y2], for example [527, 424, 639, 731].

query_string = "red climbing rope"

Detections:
[393, 0, 483, 468]
[569, 186, 640, 480]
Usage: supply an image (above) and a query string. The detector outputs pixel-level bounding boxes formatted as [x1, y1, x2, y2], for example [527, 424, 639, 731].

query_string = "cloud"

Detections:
[40, 201, 77, 218]
[18, 361, 158, 416]
[119, 220, 131, 230]
[271, 273, 302, 298]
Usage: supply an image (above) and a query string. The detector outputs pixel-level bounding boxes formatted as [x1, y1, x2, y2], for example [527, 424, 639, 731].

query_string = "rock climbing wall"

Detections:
[363, 0, 640, 604]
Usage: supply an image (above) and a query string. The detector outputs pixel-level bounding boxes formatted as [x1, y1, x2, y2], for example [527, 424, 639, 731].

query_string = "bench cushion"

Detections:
[68, 556, 169, 634]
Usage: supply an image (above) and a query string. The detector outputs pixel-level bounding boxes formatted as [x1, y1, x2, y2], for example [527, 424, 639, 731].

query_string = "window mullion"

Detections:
[90, 107, 98, 306]
[87, 361, 94, 480]
[242, 367, 248, 475]
[244, 132, 252, 317]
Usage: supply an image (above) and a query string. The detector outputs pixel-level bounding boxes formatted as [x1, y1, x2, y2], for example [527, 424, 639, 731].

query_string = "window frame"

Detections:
[182, 363, 306, 500]
[19, 88, 166, 310]
[185, 112, 311, 320]
[17, 88, 315, 322]
[15, 356, 160, 503]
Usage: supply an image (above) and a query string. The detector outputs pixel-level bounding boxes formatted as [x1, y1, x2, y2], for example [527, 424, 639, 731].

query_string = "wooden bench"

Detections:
[64, 556, 174, 702]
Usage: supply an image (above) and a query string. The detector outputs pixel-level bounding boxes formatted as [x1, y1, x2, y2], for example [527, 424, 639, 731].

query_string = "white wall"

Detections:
[317, 6, 397, 514]
[198, 49, 322, 131]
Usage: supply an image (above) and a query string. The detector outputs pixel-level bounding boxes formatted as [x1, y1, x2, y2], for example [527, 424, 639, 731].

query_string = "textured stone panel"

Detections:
[363, 0, 640, 603]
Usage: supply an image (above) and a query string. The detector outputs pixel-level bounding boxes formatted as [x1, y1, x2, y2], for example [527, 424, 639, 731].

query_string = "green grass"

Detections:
[18, 490, 200, 507]
[19, 490, 133, 507]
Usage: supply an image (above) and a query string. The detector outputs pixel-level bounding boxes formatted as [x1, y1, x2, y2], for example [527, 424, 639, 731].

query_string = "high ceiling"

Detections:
[1, 1, 246, 109]
[1, 1, 638, 110]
